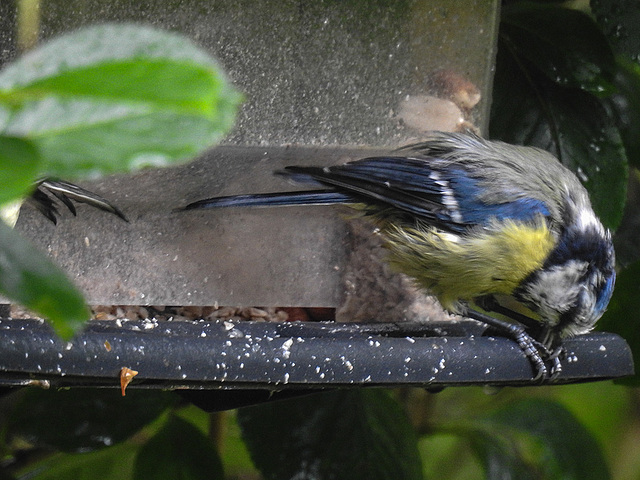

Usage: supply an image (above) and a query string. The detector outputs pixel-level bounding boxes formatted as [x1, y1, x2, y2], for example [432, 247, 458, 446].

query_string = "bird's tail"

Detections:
[33, 180, 128, 223]
[181, 190, 352, 211]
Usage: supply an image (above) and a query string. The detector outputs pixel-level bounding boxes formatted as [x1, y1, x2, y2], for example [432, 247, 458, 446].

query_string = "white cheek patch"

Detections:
[520, 260, 589, 326]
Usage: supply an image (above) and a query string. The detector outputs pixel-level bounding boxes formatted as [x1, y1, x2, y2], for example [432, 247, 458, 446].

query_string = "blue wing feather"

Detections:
[184, 155, 551, 232]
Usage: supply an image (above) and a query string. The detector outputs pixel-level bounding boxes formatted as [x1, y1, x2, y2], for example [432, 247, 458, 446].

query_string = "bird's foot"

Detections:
[466, 309, 563, 382]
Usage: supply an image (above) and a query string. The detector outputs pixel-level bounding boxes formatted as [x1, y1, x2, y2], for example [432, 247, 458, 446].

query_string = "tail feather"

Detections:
[181, 190, 353, 211]
[35, 180, 128, 222]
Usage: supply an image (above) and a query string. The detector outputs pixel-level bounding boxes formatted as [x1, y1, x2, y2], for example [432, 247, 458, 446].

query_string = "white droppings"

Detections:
[228, 328, 244, 338]
[599, 345, 607, 352]
[281, 338, 294, 359]
[405, 337, 416, 344]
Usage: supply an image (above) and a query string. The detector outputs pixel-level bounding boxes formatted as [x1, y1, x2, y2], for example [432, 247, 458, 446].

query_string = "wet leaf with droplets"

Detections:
[500, 3, 616, 96]
[600, 57, 640, 169]
[592, 0, 640, 62]
[490, 29, 627, 230]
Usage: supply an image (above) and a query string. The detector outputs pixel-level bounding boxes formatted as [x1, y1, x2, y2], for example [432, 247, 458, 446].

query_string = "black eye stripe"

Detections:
[545, 225, 613, 273]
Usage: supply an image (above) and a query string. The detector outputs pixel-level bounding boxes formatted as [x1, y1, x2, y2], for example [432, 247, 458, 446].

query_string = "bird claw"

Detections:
[514, 330, 566, 382]
[466, 309, 564, 382]
[513, 330, 548, 381]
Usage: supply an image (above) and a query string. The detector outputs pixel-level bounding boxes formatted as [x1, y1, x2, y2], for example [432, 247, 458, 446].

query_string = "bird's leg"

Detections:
[475, 297, 566, 379]
[465, 308, 553, 381]
[475, 295, 542, 333]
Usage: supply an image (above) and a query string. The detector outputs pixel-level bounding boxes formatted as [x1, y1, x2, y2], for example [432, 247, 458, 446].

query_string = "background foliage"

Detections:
[1, 1, 640, 479]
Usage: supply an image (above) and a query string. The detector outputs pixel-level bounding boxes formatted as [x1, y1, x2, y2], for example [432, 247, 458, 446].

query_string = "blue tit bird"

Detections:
[181, 131, 616, 380]
[1, 179, 127, 227]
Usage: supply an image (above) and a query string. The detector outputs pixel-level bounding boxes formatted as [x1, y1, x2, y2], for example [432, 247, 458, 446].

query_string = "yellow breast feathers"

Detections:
[383, 218, 556, 312]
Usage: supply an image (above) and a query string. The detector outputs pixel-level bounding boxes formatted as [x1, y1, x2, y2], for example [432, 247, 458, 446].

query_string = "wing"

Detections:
[281, 156, 551, 233]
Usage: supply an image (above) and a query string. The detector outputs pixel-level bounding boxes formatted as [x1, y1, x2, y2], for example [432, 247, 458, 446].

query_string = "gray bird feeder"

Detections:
[1, 0, 633, 398]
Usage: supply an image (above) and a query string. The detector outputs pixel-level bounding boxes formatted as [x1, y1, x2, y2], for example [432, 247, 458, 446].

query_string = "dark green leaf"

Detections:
[0, 23, 242, 178]
[597, 260, 640, 385]
[592, 0, 640, 60]
[501, 2, 616, 94]
[7, 388, 178, 452]
[600, 57, 640, 168]
[483, 399, 610, 480]
[0, 220, 88, 339]
[133, 415, 223, 480]
[490, 37, 628, 230]
[0, 136, 40, 206]
[465, 425, 540, 480]
[238, 389, 423, 480]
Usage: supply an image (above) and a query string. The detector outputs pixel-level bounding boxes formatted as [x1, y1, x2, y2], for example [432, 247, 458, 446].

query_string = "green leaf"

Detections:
[465, 425, 539, 480]
[238, 390, 423, 480]
[460, 399, 610, 479]
[17, 440, 138, 480]
[592, 0, 640, 60]
[7, 389, 178, 452]
[133, 415, 224, 480]
[600, 57, 640, 168]
[0, 23, 242, 178]
[0, 136, 40, 205]
[490, 36, 628, 230]
[0, 220, 88, 339]
[501, 2, 616, 95]
[597, 260, 640, 385]
[477, 399, 611, 480]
